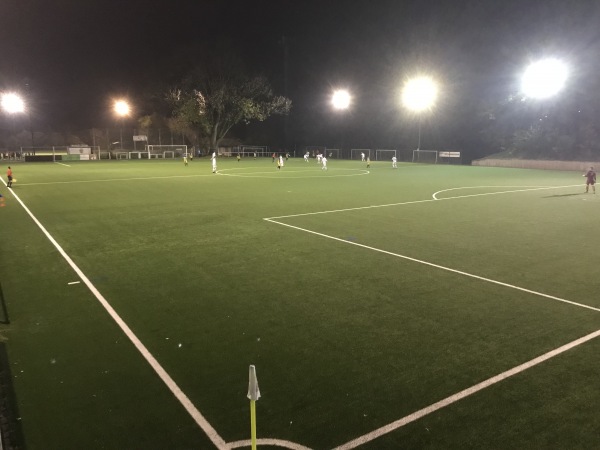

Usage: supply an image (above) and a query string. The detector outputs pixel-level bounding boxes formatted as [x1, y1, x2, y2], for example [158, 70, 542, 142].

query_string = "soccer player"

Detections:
[276, 157, 281, 170]
[183, 155, 188, 166]
[279, 154, 284, 167]
[6, 166, 13, 187]
[304, 152, 309, 162]
[237, 153, 241, 162]
[392, 156, 397, 168]
[361, 152, 365, 162]
[583, 166, 596, 193]
[366, 157, 370, 169]
[0, 192, 5, 207]
[321, 156, 328, 170]
[317, 153, 322, 165]
[211, 152, 217, 173]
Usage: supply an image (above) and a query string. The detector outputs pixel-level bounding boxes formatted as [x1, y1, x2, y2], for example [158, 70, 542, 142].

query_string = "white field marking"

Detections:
[227, 438, 313, 450]
[67, 281, 80, 285]
[54, 162, 71, 167]
[216, 168, 369, 178]
[3, 181, 228, 449]
[16, 173, 218, 186]
[264, 218, 600, 313]
[432, 184, 582, 200]
[265, 184, 581, 220]
[333, 327, 600, 450]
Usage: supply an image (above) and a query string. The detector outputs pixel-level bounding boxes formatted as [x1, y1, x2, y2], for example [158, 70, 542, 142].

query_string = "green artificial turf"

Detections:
[0, 158, 599, 449]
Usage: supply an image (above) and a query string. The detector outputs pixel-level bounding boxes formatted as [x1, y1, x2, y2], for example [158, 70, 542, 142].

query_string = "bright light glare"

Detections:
[402, 77, 438, 112]
[1, 93, 25, 114]
[521, 58, 568, 99]
[114, 100, 130, 116]
[331, 89, 351, 110]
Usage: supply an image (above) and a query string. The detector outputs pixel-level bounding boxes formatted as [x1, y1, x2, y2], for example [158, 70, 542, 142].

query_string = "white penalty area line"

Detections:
[333, 327, 600, 449]
[265, 184, 582, 221]
[2, 180, 228, 449]
[54, 162, 71, 167]
[264, 219, 600, 314]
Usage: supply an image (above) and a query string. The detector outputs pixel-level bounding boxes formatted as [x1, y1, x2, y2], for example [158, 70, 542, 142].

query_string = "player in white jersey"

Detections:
[317, 153, 322, 164]
[392, 156, 397, 168]
[211, 152, 217, 173]
[304, 152, 310, 162]
[361, 152, 365, 162]
[321, 156, 328, 170]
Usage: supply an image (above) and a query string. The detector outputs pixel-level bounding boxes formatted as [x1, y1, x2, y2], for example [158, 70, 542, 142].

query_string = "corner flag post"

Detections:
[247, 365, 261, 450]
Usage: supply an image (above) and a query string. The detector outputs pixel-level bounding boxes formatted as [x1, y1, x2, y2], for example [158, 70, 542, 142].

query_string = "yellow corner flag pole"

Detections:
[247, 365, 261, 450]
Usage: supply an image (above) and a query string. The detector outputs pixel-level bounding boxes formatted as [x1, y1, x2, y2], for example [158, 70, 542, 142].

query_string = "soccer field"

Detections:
[1, 158, 599, 449]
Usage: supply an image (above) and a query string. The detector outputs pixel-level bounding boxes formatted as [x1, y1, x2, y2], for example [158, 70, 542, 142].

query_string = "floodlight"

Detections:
[521, 58, 568, 99]
[331, 89, 351, 110]
[1, 93, 25, 114]
[114, 100, 130, 116]
[402, 77, 438, 112]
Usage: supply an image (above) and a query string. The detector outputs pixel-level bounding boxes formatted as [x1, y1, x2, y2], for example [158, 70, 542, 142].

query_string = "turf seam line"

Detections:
[2, 179, 228, 450]
[264, 184, 582, 220]
[264, 218, 600, 313]
[332, 328, 600, 449]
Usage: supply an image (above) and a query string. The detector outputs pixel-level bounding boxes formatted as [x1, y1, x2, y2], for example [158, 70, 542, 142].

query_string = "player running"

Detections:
[321, 156, 328, 171]
[304, 152, 310, 162]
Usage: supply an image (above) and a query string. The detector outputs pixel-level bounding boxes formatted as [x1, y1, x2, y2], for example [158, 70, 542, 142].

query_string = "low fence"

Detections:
[472, 158, 600, 171]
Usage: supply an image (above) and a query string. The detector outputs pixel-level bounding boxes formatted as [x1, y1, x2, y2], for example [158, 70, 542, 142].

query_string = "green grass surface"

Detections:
[0, 158, 599, 449]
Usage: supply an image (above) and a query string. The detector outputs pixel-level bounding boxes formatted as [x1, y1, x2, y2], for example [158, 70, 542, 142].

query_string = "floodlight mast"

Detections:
[1, 92, 26, 151]
[114, 100, 131, 150]
[401, 77, 438, 151]
[331, 89, 352, 149]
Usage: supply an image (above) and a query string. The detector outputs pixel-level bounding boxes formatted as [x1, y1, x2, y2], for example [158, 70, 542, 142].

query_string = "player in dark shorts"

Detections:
[584, 166, 596, 194]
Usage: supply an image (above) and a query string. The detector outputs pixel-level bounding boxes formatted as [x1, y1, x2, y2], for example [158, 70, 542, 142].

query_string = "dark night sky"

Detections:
[1, 0, 600, 151]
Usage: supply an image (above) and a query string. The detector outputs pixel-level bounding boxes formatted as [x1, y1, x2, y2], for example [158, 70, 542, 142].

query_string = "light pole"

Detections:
[401, 76, 438, 151]
[1, 92, 26, 153]
[331, 89, 351, 151]
[114, 100, 130, 150]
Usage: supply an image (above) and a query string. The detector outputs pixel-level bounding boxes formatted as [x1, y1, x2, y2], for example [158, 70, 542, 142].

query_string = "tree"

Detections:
[167, 64, 291, 152]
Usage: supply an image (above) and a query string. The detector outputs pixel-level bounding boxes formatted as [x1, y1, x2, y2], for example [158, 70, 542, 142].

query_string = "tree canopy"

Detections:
[167, 62, 291, 152]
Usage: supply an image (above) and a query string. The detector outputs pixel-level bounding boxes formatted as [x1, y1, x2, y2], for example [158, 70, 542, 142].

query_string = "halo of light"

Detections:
[114, 100, 130, 116]
[331, 89, 351, 110]
[521, 58, 568, 99]
[401, 77, 438, 112]
[1, 93, 25, 114]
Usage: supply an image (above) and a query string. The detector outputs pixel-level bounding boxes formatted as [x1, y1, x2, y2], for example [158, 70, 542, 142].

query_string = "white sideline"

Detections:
[16, 173, 218, 186]
[333, 328, 600, 449]
[0, 180, 228, 449]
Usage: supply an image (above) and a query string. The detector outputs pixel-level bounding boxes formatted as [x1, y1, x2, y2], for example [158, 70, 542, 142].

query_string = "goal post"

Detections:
[375, 149, 397, 161]
[147, 145, 187, 159]
[351, 149, 371, 160]
[240, 145, 269, 158]
[325, 148, 339, 159]
[412, 149, 438, 164]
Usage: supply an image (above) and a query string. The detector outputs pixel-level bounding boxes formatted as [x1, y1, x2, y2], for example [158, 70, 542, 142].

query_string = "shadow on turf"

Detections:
[542, 193, 585, 198]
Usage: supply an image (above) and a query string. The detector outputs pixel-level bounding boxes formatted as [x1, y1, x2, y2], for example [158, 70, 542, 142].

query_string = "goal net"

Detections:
[240, 145, 269, 158]
[412, 149, 438, 164]
[147, 145, 187, 158]
[351, 149, 371, 160]
[325, 149, 339, 159]
[375, 149, 397, 161]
